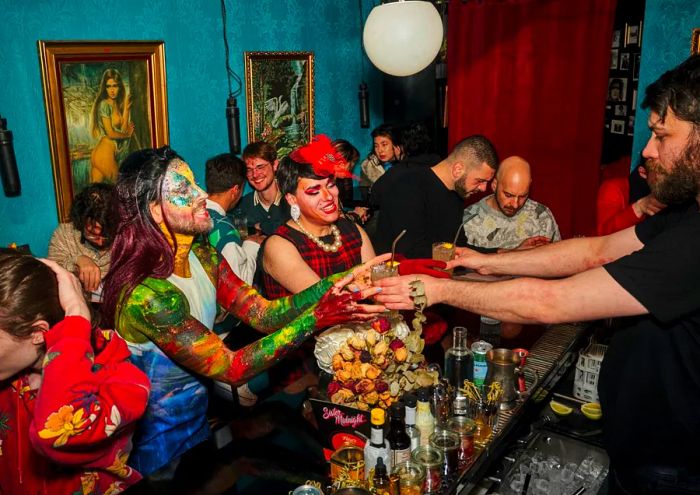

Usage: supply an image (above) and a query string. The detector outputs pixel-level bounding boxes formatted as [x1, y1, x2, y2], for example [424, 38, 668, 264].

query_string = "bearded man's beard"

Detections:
[647, 134, 700, 205]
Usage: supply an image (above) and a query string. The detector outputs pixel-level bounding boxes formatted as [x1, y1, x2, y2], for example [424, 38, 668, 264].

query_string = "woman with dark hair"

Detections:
[90, 68, 134, 183]
[0, 250, 149, 495]
[101, 146, 385, 477]
[262, 135, 377, 298]
[332, 138, 369, 224]
[48, 182, 116, 297]
[359, 124, 403, 202]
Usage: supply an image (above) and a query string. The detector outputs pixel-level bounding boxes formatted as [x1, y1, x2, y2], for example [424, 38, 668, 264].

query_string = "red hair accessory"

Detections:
[289, 134, 352, 178]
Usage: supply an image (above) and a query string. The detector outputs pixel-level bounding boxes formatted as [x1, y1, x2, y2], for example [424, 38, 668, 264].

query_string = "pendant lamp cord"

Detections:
[221, 0, 242, 98]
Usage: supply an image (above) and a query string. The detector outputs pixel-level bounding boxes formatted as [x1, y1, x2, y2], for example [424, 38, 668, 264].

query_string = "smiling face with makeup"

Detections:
[160, 159, 212, 235]
[286, 176, 340, 230]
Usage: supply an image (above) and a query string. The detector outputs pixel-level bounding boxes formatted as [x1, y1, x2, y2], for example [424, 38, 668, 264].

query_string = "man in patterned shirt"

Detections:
[205, 153, 263, 285]
[461, 156, 560, 250]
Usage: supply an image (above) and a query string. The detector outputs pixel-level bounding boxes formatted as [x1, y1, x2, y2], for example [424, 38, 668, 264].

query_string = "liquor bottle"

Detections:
[415, 387, 435, 447]
[444, 326, 473, 392]
[386, 402, 412, 466]
[372, 457, 392, 495]
[364, 408, 391, 479]
[404, 393, 421, 452]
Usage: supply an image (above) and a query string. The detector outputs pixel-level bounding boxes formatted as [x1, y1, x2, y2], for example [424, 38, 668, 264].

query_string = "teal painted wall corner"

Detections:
[0, 0, 382, 256]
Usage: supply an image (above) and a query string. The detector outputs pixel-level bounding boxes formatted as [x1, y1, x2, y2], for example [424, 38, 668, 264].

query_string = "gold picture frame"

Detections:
[692, 28, 700, 55]
[244, 51, 314, 156]
[38, 40, 169, 222]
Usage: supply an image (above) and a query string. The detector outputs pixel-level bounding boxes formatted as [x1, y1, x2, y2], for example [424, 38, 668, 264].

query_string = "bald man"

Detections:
[461, 156, 560, 250]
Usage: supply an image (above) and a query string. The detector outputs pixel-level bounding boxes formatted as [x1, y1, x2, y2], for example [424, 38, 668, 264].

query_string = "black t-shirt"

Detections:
[373, 167, 464, 258]
[600, 203, 700, 467]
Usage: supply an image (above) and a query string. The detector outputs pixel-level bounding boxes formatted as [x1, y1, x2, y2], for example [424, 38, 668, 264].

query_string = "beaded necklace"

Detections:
[293, 219, 343, 253]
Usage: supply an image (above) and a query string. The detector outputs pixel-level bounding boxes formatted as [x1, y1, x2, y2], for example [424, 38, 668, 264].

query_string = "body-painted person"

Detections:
[101, 147, 384, 478]
[0, 251, 149, 495]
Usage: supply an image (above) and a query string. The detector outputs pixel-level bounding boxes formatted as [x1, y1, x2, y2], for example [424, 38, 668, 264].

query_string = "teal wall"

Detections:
[631, 0, 700, 161]
[0, 0, 381, 255]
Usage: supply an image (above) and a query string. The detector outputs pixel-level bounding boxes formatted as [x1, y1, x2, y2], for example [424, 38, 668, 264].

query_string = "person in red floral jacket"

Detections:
[0, 250, 150, 495]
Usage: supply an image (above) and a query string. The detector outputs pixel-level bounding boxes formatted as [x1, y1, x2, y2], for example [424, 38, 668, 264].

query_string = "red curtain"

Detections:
[447, 0, 616, 238]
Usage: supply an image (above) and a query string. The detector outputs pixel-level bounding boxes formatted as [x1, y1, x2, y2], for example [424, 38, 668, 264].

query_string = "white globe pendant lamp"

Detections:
[362, 0, 444, 77]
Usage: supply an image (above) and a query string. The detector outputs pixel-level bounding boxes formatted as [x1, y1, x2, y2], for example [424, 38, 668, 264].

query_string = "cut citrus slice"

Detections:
[443, 242, 454, 249]
[549, 400, 573, 416]
[581, 402, 602, 420]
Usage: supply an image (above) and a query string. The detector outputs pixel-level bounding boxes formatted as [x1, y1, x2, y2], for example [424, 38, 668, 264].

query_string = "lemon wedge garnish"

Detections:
[581, 402, 602, 420]
[549, 400, 573, 416]
[442, 243, 454, 249]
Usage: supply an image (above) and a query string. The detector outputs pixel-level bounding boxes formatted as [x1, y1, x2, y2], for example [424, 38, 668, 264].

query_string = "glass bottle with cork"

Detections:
[386, 402, 412, 466]
[364, 407, 391, 479]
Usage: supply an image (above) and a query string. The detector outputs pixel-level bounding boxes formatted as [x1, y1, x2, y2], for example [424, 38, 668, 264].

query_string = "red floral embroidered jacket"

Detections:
[0, 316, 150, 495]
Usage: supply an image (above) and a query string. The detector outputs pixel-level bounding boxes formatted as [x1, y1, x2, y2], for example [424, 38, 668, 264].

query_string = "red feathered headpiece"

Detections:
[289, 135, 353, 178]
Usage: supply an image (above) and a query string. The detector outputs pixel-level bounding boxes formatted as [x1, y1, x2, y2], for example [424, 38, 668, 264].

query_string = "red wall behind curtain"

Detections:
[448, 0, 616, 238]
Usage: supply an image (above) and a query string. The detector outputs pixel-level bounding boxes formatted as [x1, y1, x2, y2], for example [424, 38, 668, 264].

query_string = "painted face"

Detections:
[642, 109, 699, 205]
[454, 162, 495, 200]
[373, 136, 398, 163]
[290, 176, 340, 226]
[106, 78, 119, 100]
[494, 177, 530, 217]
[0, 329, 42, 381]
[245, 157, 276, 192]
[161, 160, 212, 234]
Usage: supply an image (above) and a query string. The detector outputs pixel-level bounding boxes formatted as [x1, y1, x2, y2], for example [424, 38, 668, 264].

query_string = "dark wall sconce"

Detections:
[0, 115, 20, 197]
[359, 82, 370, 129]
[221, 0, 243, 155]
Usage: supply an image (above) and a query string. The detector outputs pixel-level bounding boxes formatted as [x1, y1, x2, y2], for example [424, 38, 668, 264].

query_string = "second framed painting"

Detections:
[38, 40, 169, 222]
[244, 51, 315, 156]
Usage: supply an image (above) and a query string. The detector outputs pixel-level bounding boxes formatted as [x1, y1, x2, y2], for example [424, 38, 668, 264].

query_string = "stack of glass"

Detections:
[502, 452, 608, 495]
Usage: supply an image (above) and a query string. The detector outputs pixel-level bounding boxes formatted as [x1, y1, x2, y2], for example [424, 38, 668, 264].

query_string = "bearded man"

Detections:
[101, 147, 382, 479]
[376, 55, 700, 494]
[374, 135, 499, 258]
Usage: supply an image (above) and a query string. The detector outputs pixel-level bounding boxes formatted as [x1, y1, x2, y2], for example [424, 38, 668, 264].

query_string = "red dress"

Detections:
[0, 316, 150, 495]
[263, 218, 363, 298]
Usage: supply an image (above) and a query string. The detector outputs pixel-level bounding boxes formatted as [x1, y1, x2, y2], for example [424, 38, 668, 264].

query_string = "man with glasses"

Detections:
[48, 183, 115, 298]
[234, 141, 290, 235]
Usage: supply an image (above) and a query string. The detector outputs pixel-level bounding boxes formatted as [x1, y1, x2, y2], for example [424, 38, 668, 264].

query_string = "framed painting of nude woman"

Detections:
[244, 51, 315, 157]
[38, 41, 169, 222]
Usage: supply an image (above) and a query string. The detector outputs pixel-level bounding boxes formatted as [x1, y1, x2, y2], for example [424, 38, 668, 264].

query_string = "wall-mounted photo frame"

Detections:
[612, 30, 621, 48]
[244, 51, 315, 157]
[632, 53, 641, 81]
[619, 52, 631, 71]
[611, 119, 626, 135]
[614, 104, 627, 117]
[627, 115, 635, 136]
[608, 77, 627, 102]
[38, 40, 169, 222]
[625, 23, 640, 47]
[610, 49, 619, 70]
[692, 28, 700, 55]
